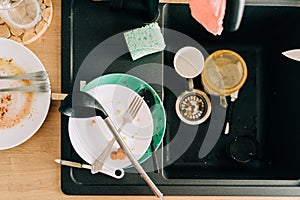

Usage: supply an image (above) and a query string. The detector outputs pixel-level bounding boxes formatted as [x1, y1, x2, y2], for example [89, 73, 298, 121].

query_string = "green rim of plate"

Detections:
[82, 73, 166, 167]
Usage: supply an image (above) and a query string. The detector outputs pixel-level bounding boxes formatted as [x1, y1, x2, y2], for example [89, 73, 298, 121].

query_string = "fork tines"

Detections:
[128, 96, 143, 118]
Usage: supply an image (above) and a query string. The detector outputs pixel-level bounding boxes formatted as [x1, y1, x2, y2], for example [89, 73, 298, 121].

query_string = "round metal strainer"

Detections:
[176, 89, 211, 125]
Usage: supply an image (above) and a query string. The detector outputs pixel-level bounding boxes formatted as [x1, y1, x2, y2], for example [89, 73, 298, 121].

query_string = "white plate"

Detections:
[0, 38, 51, 150]
[68, 84, 153, 169]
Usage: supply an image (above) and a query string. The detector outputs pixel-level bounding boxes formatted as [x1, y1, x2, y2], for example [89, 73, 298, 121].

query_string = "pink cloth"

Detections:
[189, 0, 226, 35]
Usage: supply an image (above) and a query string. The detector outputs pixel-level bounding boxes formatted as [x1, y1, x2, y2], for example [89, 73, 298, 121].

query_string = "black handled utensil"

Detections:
[59, 91, 108, 119]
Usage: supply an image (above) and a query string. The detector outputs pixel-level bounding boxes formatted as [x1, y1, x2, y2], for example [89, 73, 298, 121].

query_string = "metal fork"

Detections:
[0, 82, 50, 93]
[91, 95, 144, 174]
[0, 71, 48, 81]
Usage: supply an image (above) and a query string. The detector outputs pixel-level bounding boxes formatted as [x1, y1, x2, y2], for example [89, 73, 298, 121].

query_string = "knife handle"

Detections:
[55, 159, 91, 170]
[51, 93, 68, 100]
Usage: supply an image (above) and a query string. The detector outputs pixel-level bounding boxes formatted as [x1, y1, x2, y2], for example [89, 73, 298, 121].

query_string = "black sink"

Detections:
[61, 0, 300, 196]
[162, 3, 300, 181]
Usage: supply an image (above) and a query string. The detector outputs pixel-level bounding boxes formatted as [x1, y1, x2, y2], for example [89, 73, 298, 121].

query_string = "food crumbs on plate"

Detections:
[110, 151, 117, 160]
[0, 58, 33, 129]
[0, 94, 12, 118]
[117, 147, 123, 153]
[117, 148, 126, 159]
[116, 109, 121, 115]
[136, 117, 141, 122]
[90, 119, 96, 126]
[111, 148, 127, 160]
[117, 152, 126, 160]
[122, 136, 127, 141]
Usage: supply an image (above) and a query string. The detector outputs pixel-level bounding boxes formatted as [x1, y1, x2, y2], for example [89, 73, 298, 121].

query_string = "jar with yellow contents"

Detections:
[201, 50, 248, 108]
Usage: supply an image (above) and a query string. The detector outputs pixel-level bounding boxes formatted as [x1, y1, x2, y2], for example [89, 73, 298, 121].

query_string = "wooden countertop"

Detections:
[0, 0, 298, 199]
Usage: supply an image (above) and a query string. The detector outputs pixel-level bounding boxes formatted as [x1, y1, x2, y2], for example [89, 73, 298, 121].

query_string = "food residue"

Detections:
[110, 151, 117, 160]
[90, 119, 96, 126]
[0, 58, 33, 129]
[110, 147, 127, 160]
[0, 94, 12, 117]
[116, 109, 121, 115]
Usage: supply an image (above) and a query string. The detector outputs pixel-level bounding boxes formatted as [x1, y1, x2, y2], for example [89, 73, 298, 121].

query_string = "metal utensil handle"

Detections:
[55, 159, 124, 179]
[104, 118, 163, 199]
[224, 90, 239, 134]
[0, 71, 48, 81]
[0, 82, 50, 92]
[219, 95, 228, 108]
[91, 137, 116, 174]
[92, 96, 143, 173]
[187, 78, 194, 91]
[55, 159, 92, 170]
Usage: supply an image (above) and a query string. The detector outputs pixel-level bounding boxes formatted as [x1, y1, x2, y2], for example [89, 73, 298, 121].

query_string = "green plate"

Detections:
[82, 73, 166, 166]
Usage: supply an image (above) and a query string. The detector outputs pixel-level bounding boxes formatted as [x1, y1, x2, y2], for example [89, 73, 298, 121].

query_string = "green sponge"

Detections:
[124, 22, 166, 61]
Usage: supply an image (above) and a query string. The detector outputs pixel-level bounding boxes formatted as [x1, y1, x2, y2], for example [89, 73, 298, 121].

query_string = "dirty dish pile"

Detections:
[68, 84, 153, 169]
[68, 73, 166, 169]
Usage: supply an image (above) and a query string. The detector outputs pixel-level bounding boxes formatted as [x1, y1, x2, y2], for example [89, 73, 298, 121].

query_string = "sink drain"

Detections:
[229, 136, 256, 163]
[175, 89, 211, 125]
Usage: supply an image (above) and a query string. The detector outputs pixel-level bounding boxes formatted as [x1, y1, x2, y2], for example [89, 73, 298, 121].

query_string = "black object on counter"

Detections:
[110, 0, 159, 22]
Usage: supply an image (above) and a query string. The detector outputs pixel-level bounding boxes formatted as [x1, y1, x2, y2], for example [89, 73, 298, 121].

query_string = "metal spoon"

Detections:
[59, 91, 163, 200]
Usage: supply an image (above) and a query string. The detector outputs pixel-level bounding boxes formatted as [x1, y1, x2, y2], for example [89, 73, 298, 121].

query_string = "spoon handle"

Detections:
[104, 117, 163, 200]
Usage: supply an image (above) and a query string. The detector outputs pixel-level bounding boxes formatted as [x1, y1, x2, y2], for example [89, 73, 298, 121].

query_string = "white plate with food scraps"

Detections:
[68, 84, 153, 169]
[0, 38, 51, 150]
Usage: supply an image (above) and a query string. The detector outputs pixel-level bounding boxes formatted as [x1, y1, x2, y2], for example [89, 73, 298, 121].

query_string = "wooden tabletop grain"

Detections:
[0, 0, 298, 199]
